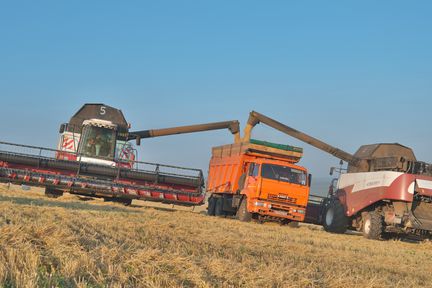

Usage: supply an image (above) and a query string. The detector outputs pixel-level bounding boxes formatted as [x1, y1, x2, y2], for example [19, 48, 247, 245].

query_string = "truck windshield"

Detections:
[261, 164, 307, 186]
[79, 125, 116, 159]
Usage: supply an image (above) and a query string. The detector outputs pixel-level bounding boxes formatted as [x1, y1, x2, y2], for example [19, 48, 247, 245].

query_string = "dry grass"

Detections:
[0, 184, 432, 287]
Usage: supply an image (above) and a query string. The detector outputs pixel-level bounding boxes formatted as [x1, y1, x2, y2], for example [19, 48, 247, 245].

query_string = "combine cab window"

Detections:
[79, 125, 116, 159]
[261, 164, 307, 186]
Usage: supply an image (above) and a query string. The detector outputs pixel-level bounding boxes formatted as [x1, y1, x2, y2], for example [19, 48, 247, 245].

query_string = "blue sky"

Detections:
[0, 1, 431, 185]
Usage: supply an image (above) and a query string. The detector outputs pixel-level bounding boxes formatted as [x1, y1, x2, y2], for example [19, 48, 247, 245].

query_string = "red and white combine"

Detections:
[0, 103, 239, 206]
[246, 112, 432, 240]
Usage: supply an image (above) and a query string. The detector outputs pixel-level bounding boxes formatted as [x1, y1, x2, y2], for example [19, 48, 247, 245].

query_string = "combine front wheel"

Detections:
[323, 200, 348, 234]
[362, 211, 384, 240]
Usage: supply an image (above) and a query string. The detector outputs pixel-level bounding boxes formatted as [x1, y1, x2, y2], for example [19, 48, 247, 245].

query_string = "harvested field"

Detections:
[0, 184, 432, 287]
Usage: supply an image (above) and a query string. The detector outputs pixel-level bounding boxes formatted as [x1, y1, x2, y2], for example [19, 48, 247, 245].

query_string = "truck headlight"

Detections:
[254, 201, 265, 207]
[293, 209, 305, 214]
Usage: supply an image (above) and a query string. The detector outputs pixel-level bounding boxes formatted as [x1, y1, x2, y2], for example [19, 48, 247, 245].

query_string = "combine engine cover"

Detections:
[336, 172, 432, 216]
[335, 169, 432, 236]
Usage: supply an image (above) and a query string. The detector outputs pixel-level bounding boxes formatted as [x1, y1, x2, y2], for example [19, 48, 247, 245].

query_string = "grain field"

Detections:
[0, 185, 431, 288]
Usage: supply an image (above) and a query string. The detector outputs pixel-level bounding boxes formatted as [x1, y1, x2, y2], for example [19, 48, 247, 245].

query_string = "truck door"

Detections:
[243, 163, 260, 197]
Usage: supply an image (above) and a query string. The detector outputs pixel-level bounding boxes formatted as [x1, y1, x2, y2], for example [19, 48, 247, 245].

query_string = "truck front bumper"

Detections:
[250, 200, 306, 221]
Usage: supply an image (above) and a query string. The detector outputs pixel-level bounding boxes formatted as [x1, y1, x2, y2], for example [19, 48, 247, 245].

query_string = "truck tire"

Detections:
[214, 197, 225, 217]
[207, 196, 216, 216]
[323, 199, 348, 234]
[236, 197, 252, 222]
[362, 211, 384, 240]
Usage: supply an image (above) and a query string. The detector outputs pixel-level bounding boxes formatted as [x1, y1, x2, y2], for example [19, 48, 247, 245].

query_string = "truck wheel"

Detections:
[207, 196, 216, 216]
[236, 197, 252, 222]
[45, 188, 63, 198]
[214, 197, 225, 217]
[362, 211, 384, 240]
[323, 200, 348, 234]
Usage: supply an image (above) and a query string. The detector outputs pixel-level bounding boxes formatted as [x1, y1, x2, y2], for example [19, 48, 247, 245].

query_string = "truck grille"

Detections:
[268, 194, 297, 204]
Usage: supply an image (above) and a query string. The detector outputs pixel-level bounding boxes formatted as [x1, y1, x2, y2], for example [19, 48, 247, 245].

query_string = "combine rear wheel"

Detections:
[362, 211, 384, 240]
[323, 200, 348, 234]
[207, 196, 216, 216]
[236, 197, 252, 222]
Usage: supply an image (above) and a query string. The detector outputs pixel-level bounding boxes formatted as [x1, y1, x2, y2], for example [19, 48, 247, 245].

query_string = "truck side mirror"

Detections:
[136, 136, 141, 146]
[329, 167, 335, 176]
[308, 174, 312, 187]
[59, 123, 66, 134]
[248, 163, 254, 176]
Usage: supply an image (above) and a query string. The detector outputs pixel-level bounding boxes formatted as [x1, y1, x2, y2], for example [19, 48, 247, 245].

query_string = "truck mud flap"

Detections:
[222, 196, 237, 213]
[304, 196, 327, 225]
[231, 195, 242, 208]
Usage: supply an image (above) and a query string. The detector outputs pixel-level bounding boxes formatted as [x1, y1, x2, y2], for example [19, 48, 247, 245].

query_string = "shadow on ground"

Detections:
[0, 195, 139, 214]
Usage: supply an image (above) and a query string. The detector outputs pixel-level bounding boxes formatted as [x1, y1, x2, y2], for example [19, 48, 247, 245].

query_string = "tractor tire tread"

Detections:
[323, 199, 348, 234]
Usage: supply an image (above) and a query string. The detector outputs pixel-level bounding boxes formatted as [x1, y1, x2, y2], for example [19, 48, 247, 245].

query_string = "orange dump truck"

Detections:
[206, 139, 311, 223]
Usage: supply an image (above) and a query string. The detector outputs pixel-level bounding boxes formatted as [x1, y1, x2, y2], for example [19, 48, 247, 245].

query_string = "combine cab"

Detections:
[56, 104, 135, 167]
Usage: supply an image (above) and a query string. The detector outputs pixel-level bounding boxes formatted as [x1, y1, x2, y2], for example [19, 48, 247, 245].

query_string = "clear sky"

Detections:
[0, 1, 431, 183]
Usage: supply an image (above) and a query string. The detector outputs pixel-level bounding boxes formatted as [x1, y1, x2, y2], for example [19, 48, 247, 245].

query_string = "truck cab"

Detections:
[242, 159, 310, 221]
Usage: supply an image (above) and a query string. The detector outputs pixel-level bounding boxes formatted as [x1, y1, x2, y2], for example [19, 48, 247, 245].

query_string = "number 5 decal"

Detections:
[100, 106, 106, 115]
